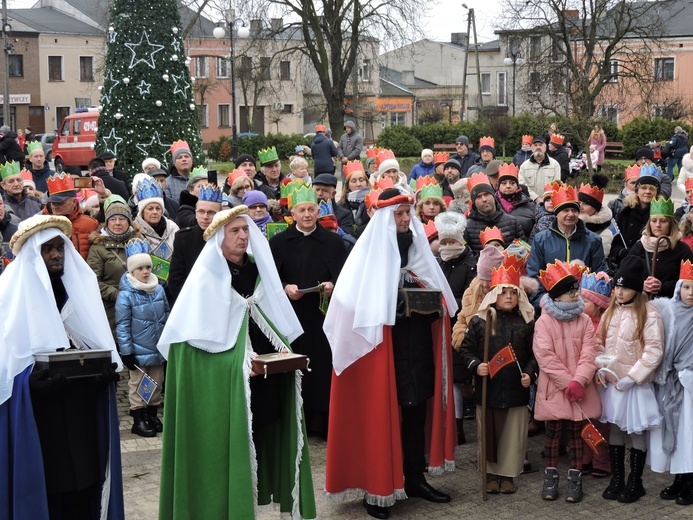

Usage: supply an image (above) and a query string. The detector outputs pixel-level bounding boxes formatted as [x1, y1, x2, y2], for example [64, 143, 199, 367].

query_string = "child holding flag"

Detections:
[459, 254, 536, 494]
[534, 260, 602, 503]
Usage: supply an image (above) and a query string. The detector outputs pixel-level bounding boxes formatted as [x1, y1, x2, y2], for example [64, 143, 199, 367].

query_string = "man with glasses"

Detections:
[635, 146, 672, 198]
[450, 135, 480, 178]
[168, 184, 222, 306]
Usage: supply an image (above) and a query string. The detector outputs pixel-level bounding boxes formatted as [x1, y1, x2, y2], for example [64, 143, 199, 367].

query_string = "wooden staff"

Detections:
[481, 307, 496, 501]
[649, 236, 671, 299]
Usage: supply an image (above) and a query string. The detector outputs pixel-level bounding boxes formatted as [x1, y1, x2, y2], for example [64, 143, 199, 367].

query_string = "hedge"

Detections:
[207, 133, 311, 161]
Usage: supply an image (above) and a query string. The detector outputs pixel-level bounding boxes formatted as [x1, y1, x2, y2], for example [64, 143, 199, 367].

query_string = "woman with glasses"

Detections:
[242, 190, 273, 237]
[227, 169, 255, 208]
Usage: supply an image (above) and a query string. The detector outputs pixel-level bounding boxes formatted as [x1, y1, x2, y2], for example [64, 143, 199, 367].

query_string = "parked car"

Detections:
[34, 133, 57, 162]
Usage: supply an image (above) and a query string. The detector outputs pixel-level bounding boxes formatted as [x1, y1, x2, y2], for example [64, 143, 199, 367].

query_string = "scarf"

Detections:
[540, 294, 585, 321]
[103, 225, 134, 242]
[641, 233, 672, 253]
[347, 187, 369, 205]
[397, 230, 413, 267]
[151, 217, 167, 237]
[252, 212, 273, 236]
[439, 244, 465, 262]
[126, 273, 159, 294]
[497, 189, 522, 213]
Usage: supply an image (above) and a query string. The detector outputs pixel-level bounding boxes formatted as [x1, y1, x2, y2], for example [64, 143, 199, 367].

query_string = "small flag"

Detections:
[581, 422, 606, 455]
[609, 218, 627, 247]
[488, 344, 517, 379]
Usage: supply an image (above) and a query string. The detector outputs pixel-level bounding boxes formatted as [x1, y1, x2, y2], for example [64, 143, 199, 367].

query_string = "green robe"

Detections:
[159, 314, 316, 519]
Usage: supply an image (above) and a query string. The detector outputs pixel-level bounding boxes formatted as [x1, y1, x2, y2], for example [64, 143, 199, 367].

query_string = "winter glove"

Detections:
[616, 376, 635, 392]
[29, 368, 67, 395]
[565, 380, 585, 402]
[121, 354, 137, 371]
[91, 363, 121, 390]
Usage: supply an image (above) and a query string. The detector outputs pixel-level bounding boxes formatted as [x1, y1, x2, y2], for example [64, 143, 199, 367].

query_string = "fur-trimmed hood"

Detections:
[88, 223, 141, 245]
[579, 204, 612, 226]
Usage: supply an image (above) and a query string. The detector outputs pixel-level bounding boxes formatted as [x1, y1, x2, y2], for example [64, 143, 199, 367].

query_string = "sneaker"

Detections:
[566, 469, 583, 503]
[542, 468, 559, 500]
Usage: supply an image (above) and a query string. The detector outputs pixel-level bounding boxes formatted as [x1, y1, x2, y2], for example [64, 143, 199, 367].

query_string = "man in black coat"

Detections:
[269, 190, 347, 436]
[450, 135, 480, 177]
[310, 125, 338, 174]
[167, 185, 222, 306]
[0, 126, 26, 164]
[88, 158, 129, 200]
[97, 151, 131, 196]
[313, 173, 354, 235]
[547, 135, 570, 182]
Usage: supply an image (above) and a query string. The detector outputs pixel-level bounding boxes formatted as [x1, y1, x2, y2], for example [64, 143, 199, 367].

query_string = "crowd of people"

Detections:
[0, 120, 691, 519]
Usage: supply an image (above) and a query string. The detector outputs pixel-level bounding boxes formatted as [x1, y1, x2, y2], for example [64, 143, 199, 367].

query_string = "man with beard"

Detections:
[519, 136, 562, 202]
[313, 173, 354, 235]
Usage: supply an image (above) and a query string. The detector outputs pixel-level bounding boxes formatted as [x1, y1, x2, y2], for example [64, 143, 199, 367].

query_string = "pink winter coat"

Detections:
[589, 132, 607, 166]
[533, 312, 602, 421]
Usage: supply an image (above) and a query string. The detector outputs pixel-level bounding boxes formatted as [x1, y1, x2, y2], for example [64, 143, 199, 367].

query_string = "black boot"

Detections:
[661, 473, 685, 500]
[676, 474, 693, 506]
[617, 448, 647, 503]
[603, 444, 625, 500]
[146, 405, 163, 433]
[363, 499, 389, 519]
[456, 418, 466, 445]
[131, 408, 156, 437]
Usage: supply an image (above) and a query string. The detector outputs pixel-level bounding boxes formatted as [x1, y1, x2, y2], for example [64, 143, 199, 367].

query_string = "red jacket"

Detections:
[43, 205, 98, 259]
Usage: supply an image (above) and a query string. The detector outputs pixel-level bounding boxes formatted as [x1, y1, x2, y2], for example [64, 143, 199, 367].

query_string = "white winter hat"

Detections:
[378, 158, 400, 178]
[142, 157, 161, 171]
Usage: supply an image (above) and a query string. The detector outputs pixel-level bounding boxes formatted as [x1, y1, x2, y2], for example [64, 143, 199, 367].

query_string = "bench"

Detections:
[605, 141, 624, 155]
[433, 144, 457, 152]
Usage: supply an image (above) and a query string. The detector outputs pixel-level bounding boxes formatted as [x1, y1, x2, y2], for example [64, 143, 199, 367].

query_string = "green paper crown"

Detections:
[288, 184, 318, 209]
[190, 166, 208, 180]
[104, 194, 128, 212]
[419, 183, 443, 200]
[0, 161, 21, 181]
[258, 147, 279, 165]
[26, 141, 42, 154]
[650, 197, 674, 217]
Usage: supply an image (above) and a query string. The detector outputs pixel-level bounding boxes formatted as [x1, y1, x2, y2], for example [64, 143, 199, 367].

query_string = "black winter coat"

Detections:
[451, 151, 480, 177]
[548, 146, 570, 182]
[91, 169, 129, 200]
[498, 190, 536, 237]
[437, 247, 477, 322]
[167, 224, 206, 306]
[175, 190, 197, 229]
[459, 309, 537, 408]
[333, 200, 355, 235]
[464, 204, 525, 253]
[0, 132, 25, 164]
[310, 133, 338, 174]
[610, 201, 650, 266]
[626, 240, 693, 298]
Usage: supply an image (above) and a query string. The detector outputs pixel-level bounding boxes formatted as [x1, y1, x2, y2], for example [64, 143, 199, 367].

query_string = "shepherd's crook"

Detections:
[481, 307, 496, 501]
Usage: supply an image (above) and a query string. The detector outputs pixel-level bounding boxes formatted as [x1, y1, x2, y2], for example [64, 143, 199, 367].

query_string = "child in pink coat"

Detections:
[534, 260, 601, 503]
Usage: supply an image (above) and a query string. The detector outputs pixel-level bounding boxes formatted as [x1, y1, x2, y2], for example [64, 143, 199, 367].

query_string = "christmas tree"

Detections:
[95, 0, 204, 179]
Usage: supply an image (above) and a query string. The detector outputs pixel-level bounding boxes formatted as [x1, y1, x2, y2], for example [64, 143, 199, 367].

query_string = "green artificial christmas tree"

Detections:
[96, 0, 204, 179]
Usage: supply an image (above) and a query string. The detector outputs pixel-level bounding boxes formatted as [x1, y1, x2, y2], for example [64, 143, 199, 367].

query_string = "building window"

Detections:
[48, 56, 63, 81]
[652, 105, 677, 120]
[529, 71, 541, 94]
[75, 98, 91, 108]
[218, 104, 230, 127]
[497, 72, 507, 106]
[282, 104, 293, 114]
[390, 112, 406, 126]
[481, 73, 491, 95]
[360, 59, 371, 82]
[238, 56, 252, 80]
[549, 72, 564, 96]
[217, 57, 229, 79]
[607, 60, 619, 83]
[195, 57, 208, 78]
[79, 56, 94, 82]
[551, 40, 563, 62]
[529, 36, 542, 62]
[260, 57, 271, 81]
[654, 57, 674, 81]
[280, 61, 291, 81]
[197, 104, 208, 127]
[8, 55, 22, 77]
[598, 104, 618, 124]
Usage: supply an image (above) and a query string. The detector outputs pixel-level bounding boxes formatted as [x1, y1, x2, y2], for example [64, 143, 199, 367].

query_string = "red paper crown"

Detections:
[480, 226, 504, 246]
[624, 164, 640, 180]
[376, 149, 396, 168]
[315, 124, 326, 132]
[498, 163, 519, 180]
[365, 189, 382, 210]
[521, 135, 533, 146]
[21, 169, 33, 182]
[170, 140, 190, 155]
[551, 184, 579, 210]
[375, 192, 414, 209]
[433, 152, 450, 165]
[479, 136, 495, 149]
[414, 175, 439, 191]
[685, 177, 693, 192]
[543, 181, 562, 199]
[344, 160, 365, 178]
[318, 214, 338, 230]
[227, 169, 248, 185]
[538, 260, 585, 291]
[467, 172, 492, 192]
[579, 183, 605, 204]
[423, 220, 438, 241]
[502, 251, 527, 275]
[490, 265, 521, 288]
[550, 133, 565, 146]
[46, 172, 75, 195]
[366, 147, 379, 159]
[373, 178, 395, 190]
[680, 260, 693, 281]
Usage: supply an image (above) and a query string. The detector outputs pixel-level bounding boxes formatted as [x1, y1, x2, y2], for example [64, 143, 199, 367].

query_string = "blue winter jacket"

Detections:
[310, 133, 338, 174]
[115, 274, 169, 366]
[408, 160, 436, 181]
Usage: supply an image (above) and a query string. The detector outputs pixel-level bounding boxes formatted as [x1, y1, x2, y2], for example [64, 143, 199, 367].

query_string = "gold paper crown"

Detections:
[480, 226, 504, 246]
[344, 160, 365, 178]
[550, 133, 565, 146]
[490, 265, 521, 288]
[624, 164, 640, 180]
[538, 260, 585, 291]
[579, 183, 605, 204]
[375, 149, 396, 168]
[497, 163, 519, 180]
[479, 136, 495, 149]
[433, 152, 450, 165]
[680, 260, 693, 281]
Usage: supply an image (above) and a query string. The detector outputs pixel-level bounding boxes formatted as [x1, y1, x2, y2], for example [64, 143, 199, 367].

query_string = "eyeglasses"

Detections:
[248, 204, 266, 210]
[568, 284, 580, 296]
[195, 209, 218, 217]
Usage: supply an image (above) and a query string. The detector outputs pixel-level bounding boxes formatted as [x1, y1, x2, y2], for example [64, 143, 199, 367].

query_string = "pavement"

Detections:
[116, 374, 691, 519]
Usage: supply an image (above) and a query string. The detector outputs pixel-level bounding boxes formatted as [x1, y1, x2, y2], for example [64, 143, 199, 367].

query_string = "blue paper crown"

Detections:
[125, 238, 150, 258]
[136, 176, 163, 201]
[318, 199, 334, 218]
[639, 163, 662, 181]
[579, 271, 613, 297]
[198, 184, 222, 203]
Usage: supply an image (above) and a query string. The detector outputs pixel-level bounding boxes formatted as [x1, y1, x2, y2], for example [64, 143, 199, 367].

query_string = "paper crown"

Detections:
[538, 260, 585, 291]
[480, 226, 504, 246]
[638, 163, 662, 183]
[497, 163, 519, 181]
[278, 177, 295, 206]
[287, 182, 318, 209]
[550, 133, 565, 146]
[125, 237, 150, 258]
[318, 214, 338, 230]
[479, 136, 495, 149]
[344, 160, 365, 178]
[46, 171, 75, 194]
[490, 265, 521, 288]
[543, 181, 561, 199]
[374, 190, 414, 209]
[650, 197, 674, 217]
[433, 152, 450, 165]
[258, 147, 279, 165]
[103, 194, 128, 212]
[21, 169, 33, 183]
[624, 164, 640, 180]
[521, 135, 533, 146]
[412, 175, 442, 194]
[365, 188, 382, 210]
[227, 169, 248, 185]
[198, 184, 222, 203]
[170, 140, 190, 155]
[375, 149, 396, 168]
[373, 178, 395, 190]
[26, 141, 42, 154]
[0, 161, 21, 180]
[136, 176, 163, 201]
[579, 183, 605, 204]
[190, 165, 208, 180]
[467, 172, 492, 192]
[580, 270, 613, 298]
[680, 260, 693, 281]
[423, 220, 438, 241]
[551, 184, 579, 210]
[366, 147, 379, 159]
[315, 124, 326, 132]
[502, 251, 527, 275]
[685, 177, 693, 191]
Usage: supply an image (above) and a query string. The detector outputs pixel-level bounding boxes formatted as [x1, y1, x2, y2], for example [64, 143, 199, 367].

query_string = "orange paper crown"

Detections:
[433, 152, 450, 165]
[423, 220, 438, 241]
[680, 260, 693, 281]
[375, 192, 414, 209]
[365, 189, 382, 210]
[490, 265, 521, 288]
[366, 147, 379, 159]
[467, 172, 492, 192]
[344, 160, 365, 178]
[376, 149, 396, 168]
[543, 181, 562, 199]
[550, 133, 565, 146]
[373, 178, 395, 190]
[21, 169, 33, 182]
[315, 124, 326, 132]
[551, 184, 579, 210]
[227, 169, 248, 185]
[685, 177, 693, 192]
[502, 251, 527, 275]
[498, 163, 519, 180]
[521, 135, 533, 146]
[624, 164, 640, 180]
[414, 175, 439, 191]
[538, 260, 585, 291]
[46, 172, 75, 195]
[170, 140, 190, 155]
[479, 136, 495, 149]
[579, 183, 605, 204]
[480, 226, 504, 246]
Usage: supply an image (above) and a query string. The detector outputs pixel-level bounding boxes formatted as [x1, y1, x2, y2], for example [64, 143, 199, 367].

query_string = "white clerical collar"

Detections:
[297, 225, 316, 236]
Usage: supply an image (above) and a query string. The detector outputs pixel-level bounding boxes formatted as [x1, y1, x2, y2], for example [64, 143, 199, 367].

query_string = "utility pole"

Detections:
[2, 0, 9, 127]
[471, 9, 483, 111]
[460, 9, 472, 122]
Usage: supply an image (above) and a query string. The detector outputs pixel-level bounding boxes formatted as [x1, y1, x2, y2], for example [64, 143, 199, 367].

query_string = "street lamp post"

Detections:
[213, 13, 249, 160]
[503, 41, 525, 117]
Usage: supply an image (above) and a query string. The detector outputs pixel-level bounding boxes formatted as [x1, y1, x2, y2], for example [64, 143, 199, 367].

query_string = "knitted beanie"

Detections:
[477, 244, 504, 281]
[105, 196, 132, 223]
[378, 158, 400, 178]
